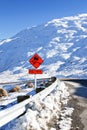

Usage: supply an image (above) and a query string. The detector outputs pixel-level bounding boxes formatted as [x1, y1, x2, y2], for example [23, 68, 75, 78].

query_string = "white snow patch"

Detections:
[5, 81, 73, 130]
[0, 39, 12, 45]
[0, 67, 28, 83]
[61, 53, 71, 60]
[79, 57, 86, 63]
[74, 21, 87, 32]
[46, 49, 58, 58]
[0, 37, 19, 45]
[27, 51, 35, 57]
[73, 56, 80, 60]
[36, 47, 43, 52]
[52, 37, 60, 42]
[73, 47, 80, 52]
[46, 61, 64, 76]
[45, 19, 68, 28]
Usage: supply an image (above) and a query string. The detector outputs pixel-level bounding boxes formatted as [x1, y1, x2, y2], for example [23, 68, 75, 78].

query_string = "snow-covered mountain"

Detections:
[0, 13, 87, 82]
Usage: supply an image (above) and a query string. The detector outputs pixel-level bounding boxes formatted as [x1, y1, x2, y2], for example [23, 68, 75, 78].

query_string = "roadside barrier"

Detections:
[0, 78, 58, 127]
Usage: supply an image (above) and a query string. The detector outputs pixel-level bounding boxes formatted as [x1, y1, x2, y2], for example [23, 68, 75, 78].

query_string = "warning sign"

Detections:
[29, 53, 43, 68]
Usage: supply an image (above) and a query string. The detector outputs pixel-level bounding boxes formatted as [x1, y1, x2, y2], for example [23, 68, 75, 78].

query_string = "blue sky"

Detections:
[0, 0, 87, 39]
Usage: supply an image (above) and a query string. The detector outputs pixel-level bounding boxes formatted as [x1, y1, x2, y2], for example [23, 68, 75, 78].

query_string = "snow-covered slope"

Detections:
[0, 13, 87, 82]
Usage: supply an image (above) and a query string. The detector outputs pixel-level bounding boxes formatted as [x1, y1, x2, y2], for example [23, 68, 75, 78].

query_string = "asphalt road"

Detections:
[60, 79, 87, 130]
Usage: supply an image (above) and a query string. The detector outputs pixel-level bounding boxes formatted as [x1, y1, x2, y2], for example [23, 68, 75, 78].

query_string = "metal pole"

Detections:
[34, 74, 37, 89]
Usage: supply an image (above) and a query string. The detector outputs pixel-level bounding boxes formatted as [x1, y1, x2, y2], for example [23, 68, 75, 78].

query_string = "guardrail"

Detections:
[0, 79, 58, 127]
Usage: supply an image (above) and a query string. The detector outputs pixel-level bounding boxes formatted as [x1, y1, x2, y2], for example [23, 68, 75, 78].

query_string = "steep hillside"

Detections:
[0, 13, 87, 82]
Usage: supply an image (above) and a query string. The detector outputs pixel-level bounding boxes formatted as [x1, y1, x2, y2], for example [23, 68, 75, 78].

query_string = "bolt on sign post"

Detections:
[29, 53, 44, 89]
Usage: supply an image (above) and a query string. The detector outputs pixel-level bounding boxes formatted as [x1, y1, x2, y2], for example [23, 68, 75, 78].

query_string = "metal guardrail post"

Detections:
[0, 79, 58, 128]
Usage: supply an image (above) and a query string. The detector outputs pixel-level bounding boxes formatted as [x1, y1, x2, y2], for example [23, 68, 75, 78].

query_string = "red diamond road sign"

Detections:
[29, 53, 43, 69]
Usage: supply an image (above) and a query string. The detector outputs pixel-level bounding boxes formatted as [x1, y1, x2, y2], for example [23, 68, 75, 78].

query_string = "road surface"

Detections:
[60, 79, 87, 130]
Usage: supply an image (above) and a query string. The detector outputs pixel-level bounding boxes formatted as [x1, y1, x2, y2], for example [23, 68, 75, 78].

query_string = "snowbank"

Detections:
[1, 81, 74, 130]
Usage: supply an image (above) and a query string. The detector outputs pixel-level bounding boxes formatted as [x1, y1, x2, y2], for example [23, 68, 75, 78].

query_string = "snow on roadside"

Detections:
[1, 81, 74, 130]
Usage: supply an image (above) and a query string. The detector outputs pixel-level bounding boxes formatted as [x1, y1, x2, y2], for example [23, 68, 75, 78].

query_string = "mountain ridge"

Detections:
[0, 13, 87, 82]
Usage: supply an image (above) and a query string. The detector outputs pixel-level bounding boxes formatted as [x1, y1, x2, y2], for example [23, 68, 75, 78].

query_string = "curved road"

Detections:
[60, 79, 87, 130]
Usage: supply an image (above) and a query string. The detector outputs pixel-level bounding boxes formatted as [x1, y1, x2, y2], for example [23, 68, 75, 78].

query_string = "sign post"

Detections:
[34, 73, 37, 89]
[29, 53, 43, 89]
